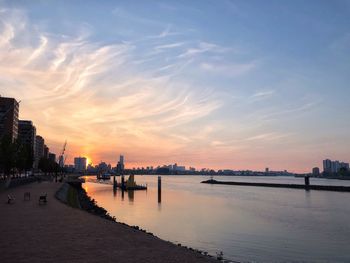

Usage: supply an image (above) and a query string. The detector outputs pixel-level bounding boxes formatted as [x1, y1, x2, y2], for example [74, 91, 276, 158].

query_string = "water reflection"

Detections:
[83, 175, 350, 263]
[128, 190, 134, 202]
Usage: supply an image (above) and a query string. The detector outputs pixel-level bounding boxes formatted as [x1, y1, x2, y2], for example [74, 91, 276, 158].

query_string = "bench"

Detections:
[7, 195, 15, 204]
[39, 194, 47, 204]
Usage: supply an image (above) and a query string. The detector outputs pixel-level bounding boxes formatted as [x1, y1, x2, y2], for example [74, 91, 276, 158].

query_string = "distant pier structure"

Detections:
[304, 175, 310, 188]
[158, 176, 161, 203]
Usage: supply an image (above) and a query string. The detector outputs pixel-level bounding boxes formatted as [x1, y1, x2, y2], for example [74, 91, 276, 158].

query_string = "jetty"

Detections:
[201, 178, 350, 192]
[114, 174, 147, 191]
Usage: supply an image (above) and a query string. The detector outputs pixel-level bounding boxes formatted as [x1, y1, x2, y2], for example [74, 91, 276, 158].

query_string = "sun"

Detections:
[85, 157, 92, 166]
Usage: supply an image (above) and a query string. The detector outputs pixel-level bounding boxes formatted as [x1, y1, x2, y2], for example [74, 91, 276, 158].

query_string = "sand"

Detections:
[0, 181, 218, 263]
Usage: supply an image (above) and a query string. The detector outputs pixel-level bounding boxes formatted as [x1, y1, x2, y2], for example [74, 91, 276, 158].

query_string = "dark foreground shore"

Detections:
[0, 181, 217, 263]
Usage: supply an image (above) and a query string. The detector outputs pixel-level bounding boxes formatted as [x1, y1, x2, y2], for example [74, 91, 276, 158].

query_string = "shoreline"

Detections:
[0, 180, 221, 263]
[57, 182, 232, 262]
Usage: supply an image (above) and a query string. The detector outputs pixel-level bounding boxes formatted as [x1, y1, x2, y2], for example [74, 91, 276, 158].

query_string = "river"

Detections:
[82, 175, 350, 263]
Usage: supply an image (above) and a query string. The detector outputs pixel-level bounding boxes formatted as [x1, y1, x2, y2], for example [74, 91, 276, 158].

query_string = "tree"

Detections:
[0, 135, 16, 177]
[38, 157, 60, 175]
[339, 167, 349, 177]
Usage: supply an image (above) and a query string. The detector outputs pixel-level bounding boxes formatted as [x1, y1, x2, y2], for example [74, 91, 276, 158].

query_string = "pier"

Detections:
[201, 179, 350, 192]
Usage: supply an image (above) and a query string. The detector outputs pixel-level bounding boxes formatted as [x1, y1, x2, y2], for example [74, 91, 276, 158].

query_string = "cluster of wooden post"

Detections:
[112, 174, 161, 202]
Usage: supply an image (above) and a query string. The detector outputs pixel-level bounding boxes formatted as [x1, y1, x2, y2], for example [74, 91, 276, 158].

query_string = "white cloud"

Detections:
[200, 61, 256, 77]
[0, 8, 223, 161]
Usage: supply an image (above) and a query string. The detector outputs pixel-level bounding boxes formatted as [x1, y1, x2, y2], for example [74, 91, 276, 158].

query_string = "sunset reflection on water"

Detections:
[83, 175, 350, 263]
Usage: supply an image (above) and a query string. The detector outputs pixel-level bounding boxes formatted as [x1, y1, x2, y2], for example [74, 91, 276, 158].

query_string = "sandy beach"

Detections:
[0, 181, 217, 263]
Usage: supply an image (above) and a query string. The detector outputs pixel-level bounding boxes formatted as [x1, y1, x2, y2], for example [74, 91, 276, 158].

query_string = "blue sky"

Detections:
[0, 0, 349, 172]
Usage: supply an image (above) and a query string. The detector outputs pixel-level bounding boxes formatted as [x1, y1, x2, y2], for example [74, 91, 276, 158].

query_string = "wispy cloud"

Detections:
[0, 8, 223, 164]
[178, 41, 229, 58]
[200, 61, 256, 77]
[154, 42, 185, 50]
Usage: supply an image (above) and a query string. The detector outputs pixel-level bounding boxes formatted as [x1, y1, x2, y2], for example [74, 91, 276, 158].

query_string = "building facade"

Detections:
[120, 155, 124, 170]
[74, 157, 87, 173]
[0, 96, 19, 142]
[323, 159, 349, 175]
[35, 135, 44, 167]
[312, 167, 320, 176]
[48, 153, 56, 163]
[44, 145, 49, 159]
[18, 120, 36, 168]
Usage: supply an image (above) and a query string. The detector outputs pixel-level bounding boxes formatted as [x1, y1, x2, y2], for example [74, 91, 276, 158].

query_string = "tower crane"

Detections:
[58, 140, 67, 168]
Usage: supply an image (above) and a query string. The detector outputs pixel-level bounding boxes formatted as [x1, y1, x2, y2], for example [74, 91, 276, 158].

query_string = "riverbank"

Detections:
[0, 181, 218, 263]
[202, 179, 350, 192]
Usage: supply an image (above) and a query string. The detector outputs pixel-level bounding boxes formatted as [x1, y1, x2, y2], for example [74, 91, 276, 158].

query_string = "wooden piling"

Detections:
[158, 176, 161, 203]
[305, 176, 310, 188]
[121, 175, 125, 190]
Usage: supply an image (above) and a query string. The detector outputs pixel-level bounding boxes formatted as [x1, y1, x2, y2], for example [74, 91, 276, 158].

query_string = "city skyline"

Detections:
[1, 1, 350, 172]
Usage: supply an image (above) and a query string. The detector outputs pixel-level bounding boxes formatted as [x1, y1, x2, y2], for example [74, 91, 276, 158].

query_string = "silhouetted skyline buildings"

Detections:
[0, 96, 19, 142]
[0, 95, 57, 168]
[2, 95, 350, 176]
[323, 159, 349, 174]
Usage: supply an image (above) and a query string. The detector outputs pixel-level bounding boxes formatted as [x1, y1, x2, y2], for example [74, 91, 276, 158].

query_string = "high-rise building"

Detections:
[43, 145, 49, 159]
[119, 155, 125, 170]
[323, 159, 332, 174]
[35, 135, 44, 166]
[331, 161, 340, 174]
[312, 167, 320, 176]
[48, 153, 56, 163]
[0, 96, 19, 142]
[18, 120, 36, 168]
[74, 157, 87, 173]
[340, 162, 350, 170]
[323, 159, 349, 175]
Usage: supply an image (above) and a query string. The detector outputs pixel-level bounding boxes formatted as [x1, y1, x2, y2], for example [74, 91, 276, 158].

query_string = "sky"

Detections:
[0, 0, 349, 172]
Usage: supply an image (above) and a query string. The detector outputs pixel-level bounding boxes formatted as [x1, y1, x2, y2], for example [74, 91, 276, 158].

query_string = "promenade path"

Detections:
[0, 181, 217, 263]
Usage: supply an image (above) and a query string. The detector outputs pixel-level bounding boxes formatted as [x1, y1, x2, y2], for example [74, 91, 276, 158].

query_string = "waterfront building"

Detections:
[323, 159, 349, 175]
[48, 153, 56, 163]
[331, 161, 340, 174]
[171, 163, 185, 172]
[340, 162, 349, 170]
[312, 167, 320, 176]
[74, 157, 87, 173]
[43, 145, 49, 159]
[120, 155, 125, 170]
[323, 159, 332, 174]
[18, 120, 36, 168]
[0, 96, 19, 142]
[176, 166, 186, 172]
[97, 161, 109, 173]
[35, 135, 44, 166]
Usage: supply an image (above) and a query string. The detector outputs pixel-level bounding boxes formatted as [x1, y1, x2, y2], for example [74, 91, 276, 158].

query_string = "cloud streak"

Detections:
[0, 8, 223, 166]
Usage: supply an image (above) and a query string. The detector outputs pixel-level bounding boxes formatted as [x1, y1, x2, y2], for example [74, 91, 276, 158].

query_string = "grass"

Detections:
[66, 186, 79, 208]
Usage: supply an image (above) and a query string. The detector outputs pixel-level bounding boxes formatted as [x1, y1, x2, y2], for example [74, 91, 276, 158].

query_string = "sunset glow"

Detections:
[1, 1, 349, 172]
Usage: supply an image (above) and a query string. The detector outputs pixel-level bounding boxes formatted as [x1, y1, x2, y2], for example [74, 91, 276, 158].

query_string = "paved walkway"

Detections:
[0, 182, 217, 263]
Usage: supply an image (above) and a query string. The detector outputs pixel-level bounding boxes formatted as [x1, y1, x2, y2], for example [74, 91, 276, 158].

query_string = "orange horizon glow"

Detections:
[1, 7, 349, 174]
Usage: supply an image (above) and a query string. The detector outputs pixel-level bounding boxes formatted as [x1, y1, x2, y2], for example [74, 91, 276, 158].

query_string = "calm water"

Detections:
[83, 175, 350, 263]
